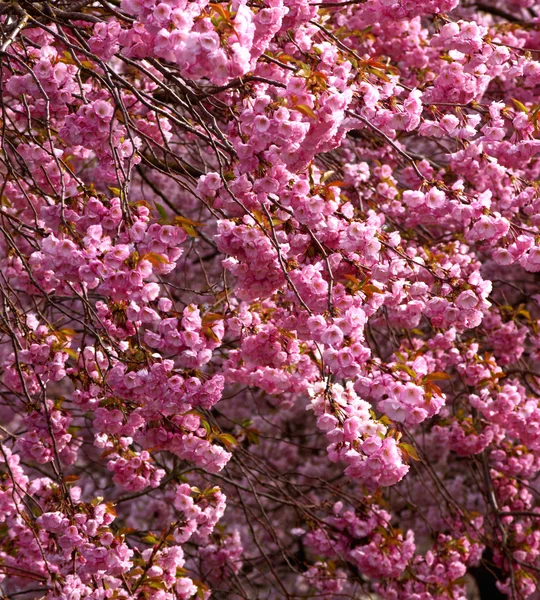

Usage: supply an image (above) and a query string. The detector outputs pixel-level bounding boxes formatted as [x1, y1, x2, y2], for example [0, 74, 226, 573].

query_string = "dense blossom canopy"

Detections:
[1, 0, 540, 598]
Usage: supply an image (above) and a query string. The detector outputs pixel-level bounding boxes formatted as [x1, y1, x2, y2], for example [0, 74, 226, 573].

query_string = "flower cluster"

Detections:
[2, 0, 540, 598]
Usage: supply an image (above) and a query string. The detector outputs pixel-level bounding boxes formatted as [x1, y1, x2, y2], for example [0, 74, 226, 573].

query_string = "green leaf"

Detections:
[148, 581, 167, 590]
[394, 364, 417, 379]
[204, 327, 220, 342]
[399, 442, 420, 462]
[218, 433, 238, 448]
[182, 223, 199, 237]
[142, 252, 169, 266]
[320, 170, 335, 184]
[511, 98, 529, 113]
[295, 104, 317, 119]
[424, 372, 451, 382]
[142, 534, 159, 544]
[155, 203, 168, 220]
[64, 348, 79, 360]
